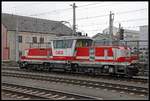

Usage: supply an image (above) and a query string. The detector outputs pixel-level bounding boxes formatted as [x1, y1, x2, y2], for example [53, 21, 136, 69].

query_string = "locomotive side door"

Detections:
[75, 39, 93, 61]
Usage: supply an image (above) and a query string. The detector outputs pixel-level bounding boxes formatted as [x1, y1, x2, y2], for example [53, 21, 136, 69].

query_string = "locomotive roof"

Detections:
[50, 36, 92, 40]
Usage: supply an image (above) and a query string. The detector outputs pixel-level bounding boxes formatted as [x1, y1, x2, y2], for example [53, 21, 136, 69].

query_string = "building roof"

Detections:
[2, 13, 72, 35]
[50, 36, 92, 40]
[139, 25, 148, 28]
[92, 33, 112, 40]
[103, 26, 140, 34]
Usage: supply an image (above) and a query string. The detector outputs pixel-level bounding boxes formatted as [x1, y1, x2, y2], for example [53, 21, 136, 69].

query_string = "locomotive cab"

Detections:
[49, 36, 92, 70]
[51, 36, 92, 60]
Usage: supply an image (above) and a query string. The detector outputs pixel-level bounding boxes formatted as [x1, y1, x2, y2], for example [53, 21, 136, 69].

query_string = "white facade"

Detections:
[139, 25, 148, 48]
[138, 25, 148, 65]
[102, 27, 140, 41]
[18, 32, 56, 50]
[139, 25, 148, 41]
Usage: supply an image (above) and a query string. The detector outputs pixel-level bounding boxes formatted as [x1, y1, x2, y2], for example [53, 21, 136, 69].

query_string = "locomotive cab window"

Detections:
[53, 39, 73, 49]
[76, 39, 92, 47]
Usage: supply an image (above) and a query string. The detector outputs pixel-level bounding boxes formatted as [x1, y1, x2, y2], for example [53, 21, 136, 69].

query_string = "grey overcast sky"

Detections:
[2, 1, 148, 37]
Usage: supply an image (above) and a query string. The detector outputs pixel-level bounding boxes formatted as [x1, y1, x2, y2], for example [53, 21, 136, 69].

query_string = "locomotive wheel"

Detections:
[71, 64, 78, 72]
[126, 69, 134, 77]
[48, 68, 51, 72]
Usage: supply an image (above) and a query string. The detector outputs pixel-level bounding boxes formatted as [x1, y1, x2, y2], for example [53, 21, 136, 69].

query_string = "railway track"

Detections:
[2, 71, 148, 97]
[2, 67, 148, 84]
[2, 82, 101, 100]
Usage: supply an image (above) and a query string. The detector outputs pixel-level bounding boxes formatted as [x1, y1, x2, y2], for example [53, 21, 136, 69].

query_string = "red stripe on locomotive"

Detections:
[28, 48, 52, 56]
[95, 47, 113, 57]
[20, 45, 138, 64]
[76, 47, 89, 56]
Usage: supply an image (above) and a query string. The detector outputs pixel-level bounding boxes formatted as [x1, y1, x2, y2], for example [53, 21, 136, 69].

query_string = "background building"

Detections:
[102, 26, 140, 41]
[139, 25, 148, 49]
[93, 26, 140, 47]
[139, 25, 148, 41]
[2, 24, 9, 61]
[138, 25, 148, 70]
[92, 33, 114, 45]
[92, 33, 111, 40]
[2, 13, 72, 61]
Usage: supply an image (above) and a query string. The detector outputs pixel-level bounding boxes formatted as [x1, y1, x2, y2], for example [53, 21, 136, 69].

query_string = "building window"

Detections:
[40, 37, 44, 43]
[18, 36, 22, 43]
[32, 37, 37, 43]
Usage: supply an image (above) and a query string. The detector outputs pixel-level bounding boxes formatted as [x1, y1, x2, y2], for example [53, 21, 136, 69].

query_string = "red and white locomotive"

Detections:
[19, 36, 139, 76]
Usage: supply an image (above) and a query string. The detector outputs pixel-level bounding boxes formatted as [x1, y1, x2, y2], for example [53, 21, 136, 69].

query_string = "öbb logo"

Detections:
[55, 50, 63, 54]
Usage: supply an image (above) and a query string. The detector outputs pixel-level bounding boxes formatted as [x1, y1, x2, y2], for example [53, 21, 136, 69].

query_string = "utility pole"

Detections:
[15, 9, 19, 62]
[71, 3, 77, 36]
[120, 27, 124, 40]
[119, 23, 121, 30]
[109, 11, 114, 44]
[118, 23, 121, 40]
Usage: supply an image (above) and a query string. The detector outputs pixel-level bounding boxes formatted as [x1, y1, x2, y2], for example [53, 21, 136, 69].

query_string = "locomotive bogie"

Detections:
[18, 61, 28, 69]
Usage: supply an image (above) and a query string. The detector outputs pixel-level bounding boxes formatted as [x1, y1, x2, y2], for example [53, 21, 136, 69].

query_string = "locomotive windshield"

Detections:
[53, 39, 73, 49]
[76, 39, 93, 47]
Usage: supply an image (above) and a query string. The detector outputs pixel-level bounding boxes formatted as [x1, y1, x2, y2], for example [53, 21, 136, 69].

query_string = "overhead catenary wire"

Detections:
[29, 7, 72, 16]
[80, 26, 140, 32]
[11, 2, 133, 15]
[78, 18, 147, 28]
[67, 8, 147, 21]
[27, 2, 103, 17]
[10, 2, 147, 20]
[17, 3, 101, 16]
[3, 2, 37, 8]
[79, 24, 144, 32]
[77, 2, 100, 8]
[115, 18, 148, 23]
[76, 2, 129, 10]
[115, 8, 147, 15]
